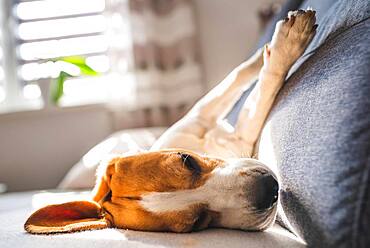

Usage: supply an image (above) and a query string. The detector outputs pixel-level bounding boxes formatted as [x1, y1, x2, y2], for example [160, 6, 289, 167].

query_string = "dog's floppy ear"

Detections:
[24, 201, 110, 234]
[92, 156, 118, 203]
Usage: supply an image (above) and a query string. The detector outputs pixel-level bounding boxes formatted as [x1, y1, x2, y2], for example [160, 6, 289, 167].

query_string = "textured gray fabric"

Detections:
[291, 0, 370, 73]
[259, 14, 370, 248]
[228, 0, 370, 247]
[227, 0, 349, 125]
[302, 0, 370, 46]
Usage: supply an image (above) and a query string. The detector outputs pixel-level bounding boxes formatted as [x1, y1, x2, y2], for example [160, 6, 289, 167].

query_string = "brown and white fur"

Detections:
[25, 10, 317, 234]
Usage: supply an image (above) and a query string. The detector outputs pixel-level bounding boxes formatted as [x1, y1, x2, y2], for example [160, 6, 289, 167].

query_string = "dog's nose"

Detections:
[255, 174, 279, 210]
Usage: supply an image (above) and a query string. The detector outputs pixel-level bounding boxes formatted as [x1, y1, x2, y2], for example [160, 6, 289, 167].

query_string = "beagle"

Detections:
[25, 9, 317, 234]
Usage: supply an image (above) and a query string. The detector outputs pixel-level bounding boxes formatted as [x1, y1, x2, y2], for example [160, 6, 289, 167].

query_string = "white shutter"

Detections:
[0, 0, 133, 109]
[0, 27, 4, 103]
[15, 0, 108, 105]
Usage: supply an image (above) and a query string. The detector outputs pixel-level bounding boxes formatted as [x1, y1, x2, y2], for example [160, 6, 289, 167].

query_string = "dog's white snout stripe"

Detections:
[141, 189, 203, 212]
[140, 159, 274, 213]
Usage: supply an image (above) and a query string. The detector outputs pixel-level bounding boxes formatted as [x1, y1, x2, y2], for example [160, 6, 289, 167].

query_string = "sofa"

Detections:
[256, 0, 370, 247]
[0, 0, 369, 247]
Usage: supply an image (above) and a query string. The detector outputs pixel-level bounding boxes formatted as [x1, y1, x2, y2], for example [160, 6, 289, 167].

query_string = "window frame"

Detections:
[0, 0, 128, 113]
[0, 0, 23, 112]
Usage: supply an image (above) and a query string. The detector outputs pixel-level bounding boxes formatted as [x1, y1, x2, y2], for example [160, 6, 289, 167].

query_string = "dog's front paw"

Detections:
[265, 9, 317, 75]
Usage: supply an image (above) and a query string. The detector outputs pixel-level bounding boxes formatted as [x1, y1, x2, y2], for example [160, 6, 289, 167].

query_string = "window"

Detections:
[0, 22, 4, 104]
[0, 0, 134, 112]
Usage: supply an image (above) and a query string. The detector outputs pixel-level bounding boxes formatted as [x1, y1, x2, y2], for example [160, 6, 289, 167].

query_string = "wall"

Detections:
[194, 0, 275, 88]
[0, 105, 113, 191]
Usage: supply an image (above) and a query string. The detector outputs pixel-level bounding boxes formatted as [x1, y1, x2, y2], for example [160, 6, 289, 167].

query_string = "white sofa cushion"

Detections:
[0, 190, 305, 248]
[58, 127, 166, 189]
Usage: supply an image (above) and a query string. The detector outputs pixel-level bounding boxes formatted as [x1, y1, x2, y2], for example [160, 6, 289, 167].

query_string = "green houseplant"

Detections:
[50, 56, 100, 105]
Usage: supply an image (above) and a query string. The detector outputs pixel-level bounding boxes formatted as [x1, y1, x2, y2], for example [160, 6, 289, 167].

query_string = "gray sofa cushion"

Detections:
[291, 0, 370, 72]
[226, 0, 370, 247]
[257, 1, 370, 247]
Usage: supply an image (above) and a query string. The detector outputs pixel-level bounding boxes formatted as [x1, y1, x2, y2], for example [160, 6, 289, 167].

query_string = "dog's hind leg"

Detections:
[235, 9, 317, 156]
[151, 47, 264, 152]
[187, 48, 264, 125]
[152, 9, 316, 155]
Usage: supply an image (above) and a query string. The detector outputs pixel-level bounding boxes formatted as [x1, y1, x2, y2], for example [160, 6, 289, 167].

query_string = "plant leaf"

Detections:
[59, 56, 99, 76]
[51, 71, 72, 104]
[49, 56, 100, 104]
[59, 56, 86, 65]
[77, 63, 99, 76]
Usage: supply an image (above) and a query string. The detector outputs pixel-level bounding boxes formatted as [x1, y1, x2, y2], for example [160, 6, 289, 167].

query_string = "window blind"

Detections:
[0, 29, 4, 103]
[15, 0, 112, 105]
[0, 0, 133, 109]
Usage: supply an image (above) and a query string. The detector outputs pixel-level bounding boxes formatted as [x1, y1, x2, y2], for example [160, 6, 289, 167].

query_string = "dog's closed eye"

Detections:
[178, 153, 202, 176]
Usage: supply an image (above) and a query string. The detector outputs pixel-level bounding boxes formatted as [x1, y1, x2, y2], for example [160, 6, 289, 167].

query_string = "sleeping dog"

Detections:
[25, 9, 317, 234]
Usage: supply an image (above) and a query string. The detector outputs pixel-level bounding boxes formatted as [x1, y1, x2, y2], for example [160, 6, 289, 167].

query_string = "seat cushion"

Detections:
[0, 191, 304, 248]
[290, 0, 370, 73]
[58, 127, 166, 189]
[258, 11, 370, 248]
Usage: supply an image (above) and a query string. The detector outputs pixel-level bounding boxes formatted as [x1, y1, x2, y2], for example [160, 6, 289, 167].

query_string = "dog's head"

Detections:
[25, 149, 278, 234]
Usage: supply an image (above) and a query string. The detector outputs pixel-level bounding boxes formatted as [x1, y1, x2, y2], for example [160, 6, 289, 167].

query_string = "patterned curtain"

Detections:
[105, 0, 205, 127]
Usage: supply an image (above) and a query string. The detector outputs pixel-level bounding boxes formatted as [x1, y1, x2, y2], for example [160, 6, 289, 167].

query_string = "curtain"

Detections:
[106, 0, 205, 127]
[129, 0, 204, 105]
